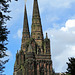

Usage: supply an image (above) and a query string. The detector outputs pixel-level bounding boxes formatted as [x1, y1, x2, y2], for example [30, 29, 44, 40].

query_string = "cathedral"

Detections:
[13, 0, 53, 75]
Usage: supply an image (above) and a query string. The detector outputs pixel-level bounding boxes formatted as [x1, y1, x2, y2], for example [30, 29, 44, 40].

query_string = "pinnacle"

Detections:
[46, 33, 48, 39]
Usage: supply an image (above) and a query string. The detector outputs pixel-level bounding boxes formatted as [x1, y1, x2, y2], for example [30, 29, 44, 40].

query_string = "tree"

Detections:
[0, 0, 11, 74]
[66, 57, 75, 75]
[0, 0, 18, 74]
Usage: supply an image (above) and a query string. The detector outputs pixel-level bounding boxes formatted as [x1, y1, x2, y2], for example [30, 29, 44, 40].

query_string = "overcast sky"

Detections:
[4, 0, 75, 75]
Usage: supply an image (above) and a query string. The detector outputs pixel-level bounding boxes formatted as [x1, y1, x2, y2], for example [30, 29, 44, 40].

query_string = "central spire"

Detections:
[31, 0, 44, 49]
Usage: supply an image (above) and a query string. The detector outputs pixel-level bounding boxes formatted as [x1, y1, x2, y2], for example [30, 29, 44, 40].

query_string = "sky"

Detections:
[4, 0, 75, 75]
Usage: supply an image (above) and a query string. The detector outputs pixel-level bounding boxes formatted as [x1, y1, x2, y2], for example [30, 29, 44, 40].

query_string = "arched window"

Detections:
[38, 36, 40, 39]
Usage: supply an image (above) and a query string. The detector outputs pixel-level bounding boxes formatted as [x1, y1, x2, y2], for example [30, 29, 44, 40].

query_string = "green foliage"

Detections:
[0, 0, 18, 74]
[0, 0, 11, 74]
[66, 57, 75, 75]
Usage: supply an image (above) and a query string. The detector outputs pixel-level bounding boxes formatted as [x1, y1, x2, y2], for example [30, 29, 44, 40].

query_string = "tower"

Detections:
[13, 0, 53, 75]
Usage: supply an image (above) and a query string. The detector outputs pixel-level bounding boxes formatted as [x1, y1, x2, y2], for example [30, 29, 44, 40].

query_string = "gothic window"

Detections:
[24, 36, 26, 38]
[38, 33, 40, 35]
[38, 36, 40, 39]
[37, 16, 39, 18]
[32, 33, 35, 36]
[24, 55, 25, 62]
[24, 35, 28, 38]
[35, 15, 37, 17]
[17, 58, 19, 65]
[38, 33, 40, 39]
[33, 25, 35, 29]
[23, 32, 25, 34]
[37, 20, 39, 23]
[33, 33, 35, 35]
[46, 49, 47, 53]
[23, 45, 25, 49]
[14, 72, 17, 75]
[38, 26, 40, 30]
[33, 20, 36, 23]
[35, 10, 37, 14]
[20, 69, 22, 75]
[32, 33, 33, 35]
[33, 36, 35, 38]
[38, 48, 41, 54]
[24, 28, 27, 31]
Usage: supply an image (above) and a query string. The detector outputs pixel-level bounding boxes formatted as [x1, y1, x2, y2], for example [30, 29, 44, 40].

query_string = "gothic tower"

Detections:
[13, 0, 53, 75]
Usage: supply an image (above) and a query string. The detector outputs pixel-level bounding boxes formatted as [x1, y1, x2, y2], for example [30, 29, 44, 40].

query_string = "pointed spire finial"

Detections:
[24, 0, 27, 4]
[46, 33, 48, 39]
[25, 4, 26, 14]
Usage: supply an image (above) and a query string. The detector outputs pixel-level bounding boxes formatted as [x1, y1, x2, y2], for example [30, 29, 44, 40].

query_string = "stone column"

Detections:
[49, 63, 51, 75]
[40, 62, 42, 75]
[29, 63, 32, 75]
[44, 63, 46, 75]
[37, 63, 40, 75]
[47, 64, 49, 75]
[32, 63, 34, 75]
[26, 68, 28, 75]
[21, 55, 23, 64]
[50, 64, 52, 74]
[46, 63, 47, 75]
[29, 69, 31, 75]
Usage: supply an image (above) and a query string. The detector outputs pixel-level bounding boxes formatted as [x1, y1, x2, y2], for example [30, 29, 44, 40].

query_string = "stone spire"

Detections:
[31, 0, 43, 48]
[21, 4, 30, 49]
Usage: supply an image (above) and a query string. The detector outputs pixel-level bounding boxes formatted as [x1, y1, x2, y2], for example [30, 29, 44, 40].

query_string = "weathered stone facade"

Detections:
[13, 0, 53, 75]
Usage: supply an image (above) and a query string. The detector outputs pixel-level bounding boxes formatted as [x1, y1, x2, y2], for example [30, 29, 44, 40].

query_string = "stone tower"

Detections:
[13, 0, 53, 75]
